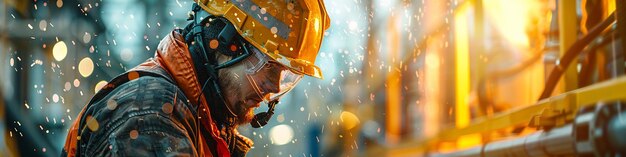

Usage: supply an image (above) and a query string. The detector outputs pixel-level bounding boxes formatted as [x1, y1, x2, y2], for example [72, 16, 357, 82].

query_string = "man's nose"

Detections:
[263, 78, 280, 94]
[261, 70, 281, 94]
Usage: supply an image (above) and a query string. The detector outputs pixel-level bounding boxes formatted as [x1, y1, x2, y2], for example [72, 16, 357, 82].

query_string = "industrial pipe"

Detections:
[431, 102, 626, 157]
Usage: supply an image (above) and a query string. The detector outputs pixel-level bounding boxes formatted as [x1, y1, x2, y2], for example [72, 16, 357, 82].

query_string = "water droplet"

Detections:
[276, 114, 285, 123]
[83, 33, 91, 43]
[129, 130, 139, 139]
[209, 39, 219, 49]
[39, 20, 47, 31]
[127, 71, 139, 81]
[73, 79, 80, 87]
[287, 3, 294, 11]
[162, 102, 173, 114]
[64, 82, 71, 91]
[106, 99, 117, 110]
[52, 94, 59, 103]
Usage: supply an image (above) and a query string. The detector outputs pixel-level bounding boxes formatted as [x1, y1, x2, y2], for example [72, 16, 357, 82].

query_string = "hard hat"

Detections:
[194, 0, 330, 79]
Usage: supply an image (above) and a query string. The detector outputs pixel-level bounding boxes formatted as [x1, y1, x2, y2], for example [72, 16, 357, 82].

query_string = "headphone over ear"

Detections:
[183, 3, 254, 127]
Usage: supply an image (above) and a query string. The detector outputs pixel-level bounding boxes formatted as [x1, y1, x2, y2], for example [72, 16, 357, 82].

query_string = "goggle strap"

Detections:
[215, 40, 252, 70]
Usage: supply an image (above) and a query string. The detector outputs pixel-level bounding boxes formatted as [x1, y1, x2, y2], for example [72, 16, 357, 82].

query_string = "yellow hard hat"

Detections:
[194, 0, 331, 79]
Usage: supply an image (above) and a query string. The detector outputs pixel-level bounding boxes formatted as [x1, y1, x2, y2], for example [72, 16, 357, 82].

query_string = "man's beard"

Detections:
[232, 99, 255, 125]
[220, 71, 256, 125]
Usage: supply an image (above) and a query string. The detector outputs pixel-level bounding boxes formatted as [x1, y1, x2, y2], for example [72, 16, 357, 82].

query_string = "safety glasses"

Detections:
[243, 43, 304, 102]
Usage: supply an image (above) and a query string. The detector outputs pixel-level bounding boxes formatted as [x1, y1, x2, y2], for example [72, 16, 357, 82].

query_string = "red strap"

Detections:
[198, 97, 231, 157]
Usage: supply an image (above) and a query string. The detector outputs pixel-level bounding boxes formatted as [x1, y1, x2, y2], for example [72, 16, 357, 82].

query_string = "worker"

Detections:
[61, 0, 330, 156]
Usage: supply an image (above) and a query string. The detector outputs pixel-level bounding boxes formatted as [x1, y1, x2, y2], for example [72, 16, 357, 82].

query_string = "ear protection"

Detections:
[184, 3, 252, 127]
[184, 3, 279, 129]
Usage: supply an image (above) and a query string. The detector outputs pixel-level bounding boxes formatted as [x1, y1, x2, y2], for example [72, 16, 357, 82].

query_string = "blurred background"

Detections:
[2, 0, 626, 156]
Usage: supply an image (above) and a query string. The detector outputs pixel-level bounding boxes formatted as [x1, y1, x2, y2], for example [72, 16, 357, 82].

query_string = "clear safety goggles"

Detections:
[243, 44, 304, 102]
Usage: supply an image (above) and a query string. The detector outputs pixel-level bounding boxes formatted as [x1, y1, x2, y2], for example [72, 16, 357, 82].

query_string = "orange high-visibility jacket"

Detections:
[62, 30, 250, 156]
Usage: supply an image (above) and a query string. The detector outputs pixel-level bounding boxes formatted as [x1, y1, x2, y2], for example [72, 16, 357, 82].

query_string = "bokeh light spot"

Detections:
[340, 111, 360, 130]
[53, 41, 68, 61]
[120, 48, 134, 62]
[94, 80, 108, 94]
[78, 57, 94, 77]
[276, 114, 285, 123]
[86, 116, 99, 132]
[56, 0, 63, 8]
[269, 124, 294, 145]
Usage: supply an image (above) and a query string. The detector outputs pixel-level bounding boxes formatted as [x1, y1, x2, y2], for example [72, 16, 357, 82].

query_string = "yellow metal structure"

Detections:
[194, 0, 331, 79]
[453, 2, 481, 149]
[454, 1, 471, 130]
[387, 75, 626, 155]
[367, 0, 623, 156]
[386, 16, 402, 144]
[557, 0, 579, 93]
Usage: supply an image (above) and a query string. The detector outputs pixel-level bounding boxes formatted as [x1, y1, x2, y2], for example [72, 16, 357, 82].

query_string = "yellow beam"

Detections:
[608, 0, 616, 16]
[454, 1, 471, 129]
[386, 15, 402, 144]
[557, 0, 579, 93]
[453, 2, 481, 150]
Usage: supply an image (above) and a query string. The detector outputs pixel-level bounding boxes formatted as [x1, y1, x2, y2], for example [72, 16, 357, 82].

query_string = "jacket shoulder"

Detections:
[77, 76, 199, 156]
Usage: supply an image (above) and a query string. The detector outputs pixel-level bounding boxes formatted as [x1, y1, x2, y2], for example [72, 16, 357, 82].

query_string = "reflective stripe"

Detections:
[230, 0, 291, 39]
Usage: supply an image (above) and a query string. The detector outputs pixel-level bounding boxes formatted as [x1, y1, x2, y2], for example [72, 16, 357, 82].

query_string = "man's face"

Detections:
[218, 57, 281, 125]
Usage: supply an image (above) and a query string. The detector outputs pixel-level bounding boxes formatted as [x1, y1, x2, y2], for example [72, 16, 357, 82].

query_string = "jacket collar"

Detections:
[152, 30, 205, 105]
